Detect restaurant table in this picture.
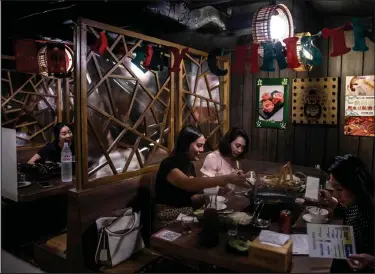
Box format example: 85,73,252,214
17,179,73,202
150,182,334,273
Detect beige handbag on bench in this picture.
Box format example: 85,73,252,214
95,208,145,267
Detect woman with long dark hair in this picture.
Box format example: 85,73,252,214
155,125,249,226
200,127,249,177
27,122,75,164
319,154,374,273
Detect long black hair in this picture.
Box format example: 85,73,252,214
218,127,249,158
172,125,203,158
53,122,72,141
328,154,374,214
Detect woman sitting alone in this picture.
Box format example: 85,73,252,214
27,122,75,165
155,125,249,227
319,155,374,273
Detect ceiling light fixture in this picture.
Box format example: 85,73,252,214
252,3,294,56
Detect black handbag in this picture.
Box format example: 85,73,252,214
18,162,61,181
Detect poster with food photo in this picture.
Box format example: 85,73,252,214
344,76,374,137
255,78,289,129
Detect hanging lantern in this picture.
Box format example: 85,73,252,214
294,32,313,72
252,4,294,56
38,44,74,78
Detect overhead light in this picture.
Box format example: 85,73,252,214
252,3,294,56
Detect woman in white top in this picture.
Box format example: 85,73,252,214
200,127,249,178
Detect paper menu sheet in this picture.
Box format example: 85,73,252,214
307,224,356,259
291,234,309,255
305,176,320,201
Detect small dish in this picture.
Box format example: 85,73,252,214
307,206,329,222
18,181,32,188
209,196,228,203
208,203,227,211
303,213,328,224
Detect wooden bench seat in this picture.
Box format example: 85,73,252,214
100,248,160,273
33,233,68,273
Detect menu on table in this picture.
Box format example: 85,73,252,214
307,224,356,259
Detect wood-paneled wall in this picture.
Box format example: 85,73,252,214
230,18,375,176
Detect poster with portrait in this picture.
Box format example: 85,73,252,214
255,78,289,129
344,76,374,137
291,77,339,125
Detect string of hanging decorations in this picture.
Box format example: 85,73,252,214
12,2,372,78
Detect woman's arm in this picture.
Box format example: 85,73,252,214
167,168,248,192
27,154,41,165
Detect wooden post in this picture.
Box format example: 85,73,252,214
169,53,175,151
222,58,230,134
56,79,63,122
73,20,88,191
63,78,70,122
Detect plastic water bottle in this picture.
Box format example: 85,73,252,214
61,142,72,182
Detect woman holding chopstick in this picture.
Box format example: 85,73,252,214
200,127,249,191
155,125,249,227
319,155,374,273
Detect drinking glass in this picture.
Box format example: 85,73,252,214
17,173,26,183
227,219,238,239
181,216,194,234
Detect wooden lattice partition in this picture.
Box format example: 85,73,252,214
74,19,230,189
178,53,230,150
1,55,73,148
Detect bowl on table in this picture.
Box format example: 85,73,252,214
307,206,329,223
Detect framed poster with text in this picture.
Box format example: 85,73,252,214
344,76,374,137
255,78,289,129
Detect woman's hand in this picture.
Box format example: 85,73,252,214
347,254,375,271
319,189,338,208
227,171,250,186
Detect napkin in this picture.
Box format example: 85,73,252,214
305,176,320,201
259,230,290,247
176,213,198,223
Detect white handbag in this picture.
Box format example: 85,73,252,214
95,208,145,267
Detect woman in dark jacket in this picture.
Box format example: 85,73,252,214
27,122,75,164
319,155,374,273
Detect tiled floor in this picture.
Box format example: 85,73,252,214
1,250,44,273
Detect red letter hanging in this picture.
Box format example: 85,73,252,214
169,47,189,72
322,22,352,57
93,31,108,56
250,43,260,73
143,45,154,67
283,37,300,69
232,44,259,74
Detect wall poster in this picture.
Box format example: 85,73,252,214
344,76,374,137
255,78,289,130
292,77,339,125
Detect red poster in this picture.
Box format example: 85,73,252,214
14,39,39,74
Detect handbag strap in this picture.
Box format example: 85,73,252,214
105,211,140,236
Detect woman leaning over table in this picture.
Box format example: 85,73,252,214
155,125,249,227
27,122,75,165
319,155,374,273
200,127,249,176
200,127,249,191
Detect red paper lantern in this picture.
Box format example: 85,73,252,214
38,44,74,78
